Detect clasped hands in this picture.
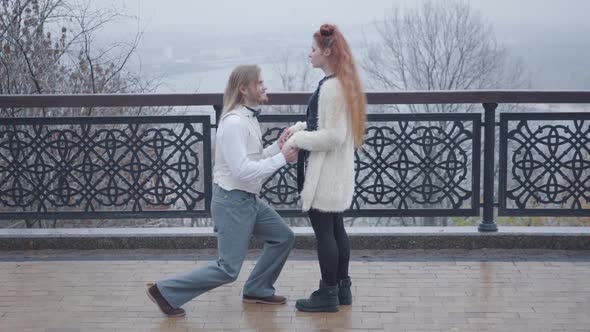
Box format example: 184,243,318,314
278,128,298,163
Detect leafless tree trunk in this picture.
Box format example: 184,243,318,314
361,0,529,226
0,0,171,228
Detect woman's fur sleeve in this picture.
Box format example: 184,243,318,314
286,80,348,151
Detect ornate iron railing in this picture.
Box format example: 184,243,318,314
0,116,212,219
499,112,590,216
1,91,590,231
258,113,481,217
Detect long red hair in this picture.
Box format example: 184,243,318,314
314,24,367,147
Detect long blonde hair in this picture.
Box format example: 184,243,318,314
314,24,367,147
223,65,261,113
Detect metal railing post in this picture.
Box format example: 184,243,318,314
479,103,499,232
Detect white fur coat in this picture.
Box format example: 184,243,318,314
286,78,355,212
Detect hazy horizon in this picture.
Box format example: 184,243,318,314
89,0,590,92
105,0,590,34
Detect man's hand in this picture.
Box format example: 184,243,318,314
281,144,298,163
277,128,293,149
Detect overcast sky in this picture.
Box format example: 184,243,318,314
90,0,590,91
103,0,590,35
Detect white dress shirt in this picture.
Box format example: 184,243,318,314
213,106,286,194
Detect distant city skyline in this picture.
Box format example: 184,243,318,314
90,0,590,92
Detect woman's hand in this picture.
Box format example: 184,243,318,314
281,144,299,163
278,128,293,149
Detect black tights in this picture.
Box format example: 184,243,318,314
308,209,350,286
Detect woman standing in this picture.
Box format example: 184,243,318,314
285,24,367,312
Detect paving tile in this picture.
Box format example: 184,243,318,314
0,249,588,331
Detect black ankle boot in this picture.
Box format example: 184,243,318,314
338,277,352,305
295,280,339,312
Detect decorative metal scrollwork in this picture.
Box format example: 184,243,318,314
258,114,480,215
353,120,476,212
259,125,300,208
500,114,590,214
0,117,208,218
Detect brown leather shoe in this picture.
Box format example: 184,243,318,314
242,294,287,305
146,283,186,317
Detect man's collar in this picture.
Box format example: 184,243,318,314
242,104,261,118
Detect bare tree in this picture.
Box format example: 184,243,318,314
360,0,529,226
271,49,318,92
269,49,320,114
0,0,171,228
363,0,528,113
0,1,162,110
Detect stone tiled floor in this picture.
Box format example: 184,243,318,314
0,249,589,332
